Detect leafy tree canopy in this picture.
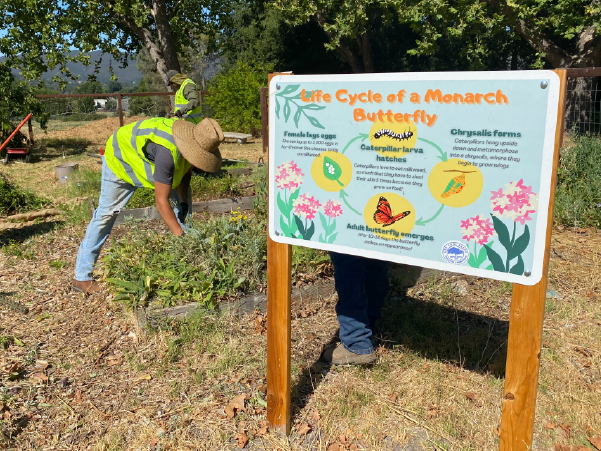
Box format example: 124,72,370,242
0,0,224,87
270,0,600,70
0,64,48,148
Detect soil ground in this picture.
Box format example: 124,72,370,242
1,121,600,450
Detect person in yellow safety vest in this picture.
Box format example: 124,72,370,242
72,117,224,294
166,70,202,124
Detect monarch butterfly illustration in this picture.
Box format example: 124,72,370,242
373,196,411,227
373,129,414,142
441,173,466,198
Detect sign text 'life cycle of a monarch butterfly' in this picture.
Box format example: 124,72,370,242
268,71,560,285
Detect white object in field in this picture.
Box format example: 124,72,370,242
223,132,252,144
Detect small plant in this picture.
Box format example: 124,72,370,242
0,174,50,216
2,240,34,259
48,258,69,270
107,275,155,309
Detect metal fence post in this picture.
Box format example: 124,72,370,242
117,93,124,127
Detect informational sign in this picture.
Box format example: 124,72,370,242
268,72,560,285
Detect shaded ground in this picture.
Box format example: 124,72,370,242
1,224,600,450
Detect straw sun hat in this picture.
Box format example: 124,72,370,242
172,118,224,173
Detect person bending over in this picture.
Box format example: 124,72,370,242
72,117,224,294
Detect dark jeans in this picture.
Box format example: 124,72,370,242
329,252,389,355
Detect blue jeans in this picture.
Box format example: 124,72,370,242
329,252,389,355
74,157,192,282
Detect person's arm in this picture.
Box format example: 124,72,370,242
155,181,184,236
180,83,200,114
176,168,192,218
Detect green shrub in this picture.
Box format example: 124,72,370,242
205,62,270,135
103,211,266,309
0,174,50,216
554,135,601,228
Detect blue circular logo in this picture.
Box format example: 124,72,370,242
441,241,470,265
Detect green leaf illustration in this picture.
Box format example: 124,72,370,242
288,188,300,207
283,100,291,122
289,217,298,236
328,232,338,244
305,221,315,240
293,108,302,127
468,253,478,268
509,255,525,275
477,241,493,265
319,212,328,234
491,215,511,252
319,233,326,243
294,215,305,237
303,104,326,111
277,192,290,217
484,244,505,272
280,216,291,237
323,156,344,186
510,225,530,260
275,98,281,119
278,84,300,96
306,115,325,129
330,218,337,235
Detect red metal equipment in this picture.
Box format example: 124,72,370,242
1,113,33,163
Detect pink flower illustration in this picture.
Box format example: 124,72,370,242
323,200,343,218
490,179,538,223
293,193,321,221
275,160,304,192
460,214,495,245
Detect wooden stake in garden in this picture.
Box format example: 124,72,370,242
265,70,567,449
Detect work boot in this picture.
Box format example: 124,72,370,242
320,343,377,365
72,279,102,295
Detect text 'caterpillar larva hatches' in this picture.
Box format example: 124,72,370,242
373,129,414,141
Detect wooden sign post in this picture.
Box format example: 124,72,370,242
266,72,293,434
498,68,567,450
266,69,568,448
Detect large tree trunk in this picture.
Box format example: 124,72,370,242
151,0,181,76
358,31,374,73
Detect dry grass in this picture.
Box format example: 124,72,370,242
0,224,599,450
1,123,599,451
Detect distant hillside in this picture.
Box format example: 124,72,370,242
2,50,143,84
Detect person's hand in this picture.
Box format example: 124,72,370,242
175,110,183,118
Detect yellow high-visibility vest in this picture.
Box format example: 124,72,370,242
104,117,192,189
174,79,202,124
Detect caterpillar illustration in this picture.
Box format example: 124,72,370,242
373,129,414,141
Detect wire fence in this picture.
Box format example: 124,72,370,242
565,76,601,135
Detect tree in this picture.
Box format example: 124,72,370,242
205,62,268,134
0,64,48,151
0,0,223,88
479,0,601,69
219,0,348,74
129,51,171,117
271,0,386,73
269,0,524,73
73,80,106,114
107,81,123,93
